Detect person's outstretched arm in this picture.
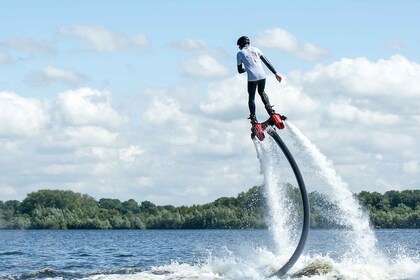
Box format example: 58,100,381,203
261,55,282,82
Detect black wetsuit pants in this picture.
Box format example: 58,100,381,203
248,78,272,116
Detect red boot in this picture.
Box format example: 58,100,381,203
251,123,265,141
249,114,265,141
269,114,285,129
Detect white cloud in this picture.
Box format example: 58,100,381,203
291,55,420,101
143,98,189,125
327,99,401,126
143,98,197,145
135,177,154,189
1,52,419,205
171,38,225,57
283,55,420,193
403,161,420,174
119,145,144,162
183,185,209,196
254,28,328,61
0,92,49,137
0,89,147,202
1,38,54,54
199,75,246,119
181,55,231,78
0,185,17,198
0,89,138,199
172,38,208,51
63,126,120,147
138,86,265,200
198,55,420,198
59,25,148,51
267,80,319,118
42,164,82,176
25,65,89,87
56,88,128,129
199,74,319,122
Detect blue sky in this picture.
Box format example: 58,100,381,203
0,1,419,205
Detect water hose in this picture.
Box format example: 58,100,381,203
267,128,310,278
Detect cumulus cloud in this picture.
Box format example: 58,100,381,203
143,98,197,145
403,160,419,174
59,25,148,51
62,126,120,147
285,55,419,192
25,65,89,87
0,88,146,201
254,28,328,61
327,99,401,126
143,98,188,125
1,52,419,205
0,92,49,137
139,89,258,204
181,55,231,78
290,55,420,101
0,185,17,197
173,39,230,80
119,145,144,162
198,54,418,196
294,55,420,97
200,74,319,122
56,88,128,129
199,75,246,119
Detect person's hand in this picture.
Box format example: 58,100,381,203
275,73,282,83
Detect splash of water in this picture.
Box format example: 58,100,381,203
254,140,292,255
250,122,419,279
285,121,383,262
253,138,299,257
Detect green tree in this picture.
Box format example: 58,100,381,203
139,201,158,215
122,199,139,214
1,187,419,230
3,200,21,214
20,189,96,214
99,198,123,211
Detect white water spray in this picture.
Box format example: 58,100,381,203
248,122,420,279
285,121,382,262
254,138,298,257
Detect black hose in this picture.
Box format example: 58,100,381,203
267,129,310,278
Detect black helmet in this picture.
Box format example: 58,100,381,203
237,36,250,48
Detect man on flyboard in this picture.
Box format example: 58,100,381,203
236,36,285,140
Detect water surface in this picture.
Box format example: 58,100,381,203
0,229,418,279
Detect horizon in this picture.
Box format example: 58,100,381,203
1,186,417,206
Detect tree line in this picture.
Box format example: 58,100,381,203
0,187,418,230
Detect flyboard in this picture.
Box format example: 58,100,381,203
251,114,310,278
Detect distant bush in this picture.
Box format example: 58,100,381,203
0,188,418,229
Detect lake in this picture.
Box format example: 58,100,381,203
0,229,418,279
